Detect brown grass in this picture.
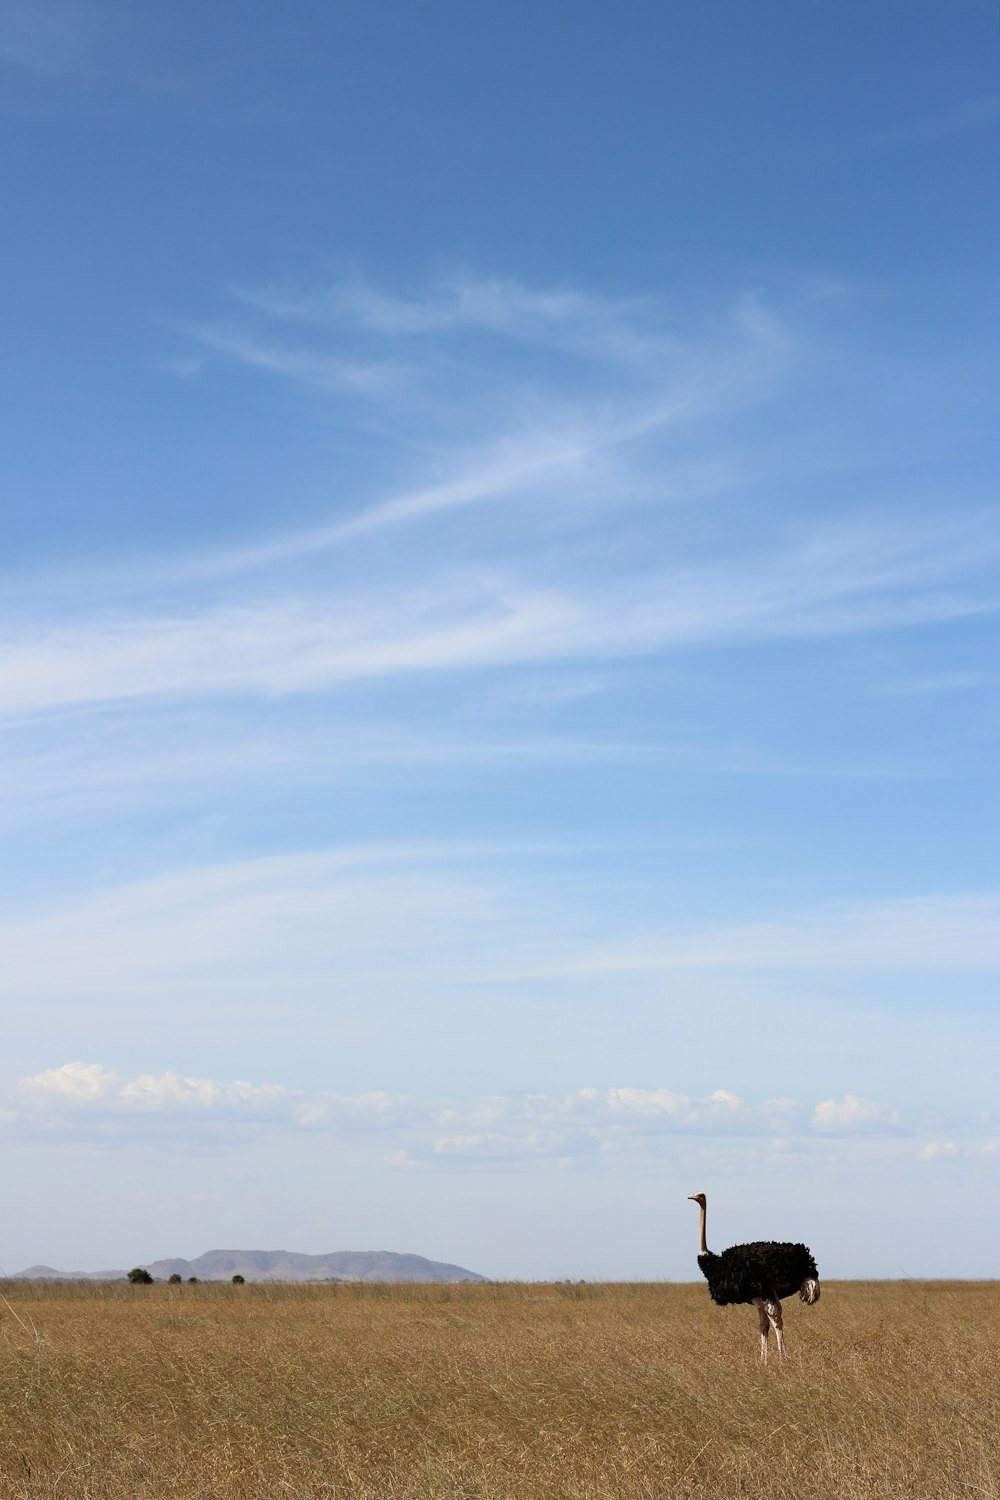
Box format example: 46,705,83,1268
0,1279,997,1499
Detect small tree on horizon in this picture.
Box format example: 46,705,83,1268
232,1274,245,1284
127,1267,153,1285
168,1273,182,1284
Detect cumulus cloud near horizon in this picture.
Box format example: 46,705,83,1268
15,1062,993,1172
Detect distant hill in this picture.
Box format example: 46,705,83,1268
12,1249,486,1283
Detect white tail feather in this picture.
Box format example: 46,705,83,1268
800,1278,820,1305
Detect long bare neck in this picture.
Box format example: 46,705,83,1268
697,1201,708,1255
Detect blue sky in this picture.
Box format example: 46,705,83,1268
1,0,998,1279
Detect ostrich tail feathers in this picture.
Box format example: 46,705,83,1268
800,1278,820,1305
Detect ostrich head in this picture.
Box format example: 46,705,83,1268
687,1192,706,1207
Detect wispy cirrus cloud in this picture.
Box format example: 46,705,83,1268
3,272,997,1157
1,844,999,1019
6,272,994,741
204,420,619,572
1,515,994,720
185,324,408,397
171,277,793,581
235,271,679,363
893,669,999,695
0,703,921,821
547,891,1000,978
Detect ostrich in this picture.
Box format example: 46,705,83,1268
687,1192,819,1363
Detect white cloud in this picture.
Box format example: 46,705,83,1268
171,275,790,573
22,1061,118,1100
811,1094,902,1134
2,271,996,1209
16,1065,790,1154
917,1140,960,1161
895,669,998,695
3,271,996,735
917,1137,1000,1164
21,1061,288,1115
15,1063,993,1168
1,518,994,721
236,272,676,364
2,849,1000,1025
119,1072,287,1112
186,324,406,397
551,892,1000,975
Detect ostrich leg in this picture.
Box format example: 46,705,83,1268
753,1298,770,1363
765,1298,787,1362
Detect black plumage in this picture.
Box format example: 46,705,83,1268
688,1192,820,1362
697,1240,819,1306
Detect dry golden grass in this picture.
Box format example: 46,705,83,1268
0,1279,997,1499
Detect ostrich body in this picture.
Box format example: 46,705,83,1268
688,1192,819,1363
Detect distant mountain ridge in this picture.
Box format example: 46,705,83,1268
12,1249,486,1283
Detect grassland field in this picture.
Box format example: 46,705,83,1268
0,1278,997,1499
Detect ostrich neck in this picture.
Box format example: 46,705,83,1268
697,1201,708,1256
